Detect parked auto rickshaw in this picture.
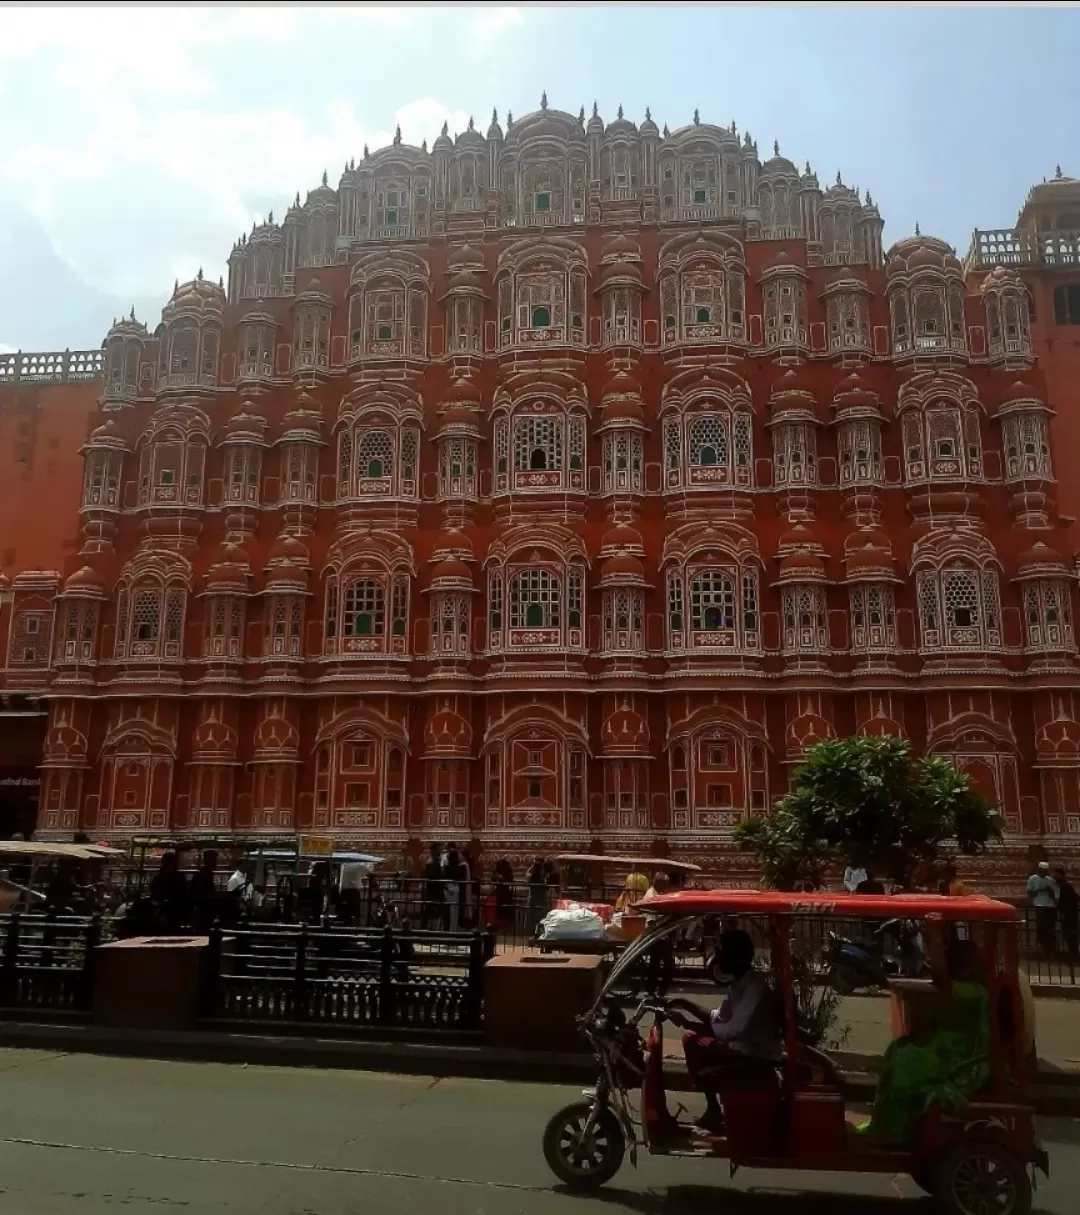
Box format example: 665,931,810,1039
0,840,125,913
542,888,1048,1215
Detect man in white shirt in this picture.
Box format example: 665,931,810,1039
669,929,783,1131
1028,860,1060,957
843,865,868,893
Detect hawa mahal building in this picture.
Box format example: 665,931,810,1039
1,99,1080,884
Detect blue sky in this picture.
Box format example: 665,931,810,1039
0,3,1077,352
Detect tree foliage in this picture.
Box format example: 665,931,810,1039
733,735,1001,890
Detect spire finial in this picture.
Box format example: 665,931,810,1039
836,170,842,186
441,119,448,136
197,266,203,280
866,190,873,205
693,107,700,125
268,209,273,223
915,221,921,236
617,102,623,120
774,139,780,156
393,125,401,145
578,105,585,123
506,109,513,125
663,123,670,138
421,138,427,152
130,306,135,319
467,114,474,131
295,191,300,207
363,143,369,158
592,100,598,118
492,106,498,124
1056,163,1063,179
645,105,651,121
540,90,548,110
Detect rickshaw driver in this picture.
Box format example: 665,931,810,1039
665,929,783,1132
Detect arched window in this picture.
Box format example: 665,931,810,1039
513,415,563,474
780,585,828,656
667,565,760,653
916,565,1002,652
509,569,560,629
357,429,394,481
1002,413,1052,481
903,404,982,484
849,584,897,653
689,416,728,468
116,581,187,660
691,572,735,631
342,580,384,637
1023,580,1075,652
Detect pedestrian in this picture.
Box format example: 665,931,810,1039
527,856,548,935
149,851,190,933
938,860,968,897
493,856,514,931
421,842,444,929
1027,860,1060,958
444,846,463,932
191,849,219,932
1054,866,1079,963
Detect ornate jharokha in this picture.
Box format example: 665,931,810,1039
1,100,1078,888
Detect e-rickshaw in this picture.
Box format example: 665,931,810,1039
0,840,125,913
542,889,1048,1215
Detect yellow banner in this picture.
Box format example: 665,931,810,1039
298,835,333,858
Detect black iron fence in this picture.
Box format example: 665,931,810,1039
0,913,100,1016
200,922,492,1034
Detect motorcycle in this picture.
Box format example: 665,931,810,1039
827,916,925,993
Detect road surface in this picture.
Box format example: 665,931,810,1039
0,1048,1075,1213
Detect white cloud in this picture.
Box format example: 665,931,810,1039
471,6,525,44
0,5,526,345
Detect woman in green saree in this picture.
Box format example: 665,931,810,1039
858,937,990,1145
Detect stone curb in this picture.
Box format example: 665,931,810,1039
2,1019,1078,1115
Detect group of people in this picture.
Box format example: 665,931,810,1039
418,845,560,933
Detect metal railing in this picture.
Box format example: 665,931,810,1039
200,921,490,1034
0,914,100,1016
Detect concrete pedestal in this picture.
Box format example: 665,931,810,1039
484,952,602,1053
93,935,224,1032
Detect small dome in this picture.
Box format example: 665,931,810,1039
268,535,310,565
763,145,798,176
886,234,961,277
600,523,645,556
64,565,107,592
600,395,646,426
444,268,487,293
778,551,826,579
447,243,485,270
601,370,642,400
771,366,813,397
777,522,823,552
600,552,646,582
602,231,640,260
445,376,482,405
1017,541,1068,576
436,406,482,438
432,530,475,563
843,528,892,558
639,108,658,137
429,557,473,586
433,123,453,153
600,259,642,286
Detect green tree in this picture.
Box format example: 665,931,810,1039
733,735,1001,890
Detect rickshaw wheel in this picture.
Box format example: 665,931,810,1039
543,1100,625,1189
935,1140,1032,1215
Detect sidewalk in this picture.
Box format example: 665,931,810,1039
1,995,1077,1115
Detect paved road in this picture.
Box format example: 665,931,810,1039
0,1049,1075,1214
